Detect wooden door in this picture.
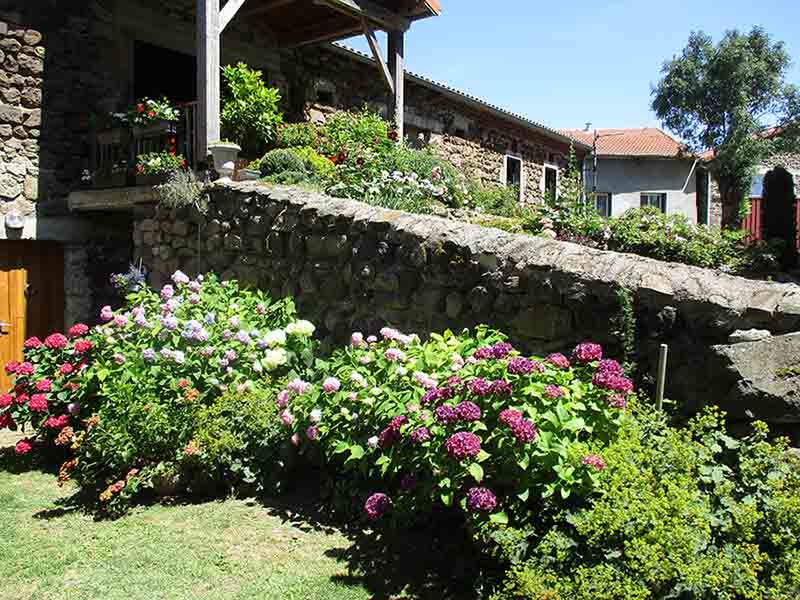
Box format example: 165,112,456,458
0,242,65,391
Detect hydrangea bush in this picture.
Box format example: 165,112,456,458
284,327,632,525
0,270,318,514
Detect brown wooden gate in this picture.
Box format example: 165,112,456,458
0,241,65,391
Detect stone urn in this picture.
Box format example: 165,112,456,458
208,141,241,179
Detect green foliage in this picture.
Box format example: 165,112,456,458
466,181,522,218
610,288,637,371
651,27,800,226
288,146,336,179
154,169,208,213
136,152,186,175
286,328,630,525
384,146,468,208
318,109,394,157
274,122,321,149
126,97,180,126
491,406,800,599
258,148,307,177
221,63,283,157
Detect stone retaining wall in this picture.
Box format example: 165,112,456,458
133,182,800,426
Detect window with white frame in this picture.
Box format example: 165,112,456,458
543,166,557,200
505,155,522,189
594,192,612,217
640,192,667,213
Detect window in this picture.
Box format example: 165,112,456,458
505,156,522,188
595,192,612,217
544,167,557,200
641,192,667,213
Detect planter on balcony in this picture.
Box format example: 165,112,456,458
132,120,177,138
208,141,241,179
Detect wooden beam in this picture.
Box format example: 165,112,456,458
388,30,404,140
362,19,393,93
280,18,361,48
241,0,295,18
314,0,410,32
197,0,221,159
220,0,248,31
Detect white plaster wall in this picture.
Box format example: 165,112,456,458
593,157,699,221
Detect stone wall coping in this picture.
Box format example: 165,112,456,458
220,180,800,325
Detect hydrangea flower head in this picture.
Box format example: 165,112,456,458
364,492,391,520
160,284,175,300
445,431,481,461
23,336,42,349
546,353,571,369
466,487,497,512
44,333,68,350
573,342,603,364
323,377,341,393
455,401,481,422
581,454,606,471
171,270,190,285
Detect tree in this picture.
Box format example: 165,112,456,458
651,27,800,227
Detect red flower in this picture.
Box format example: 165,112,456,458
0,412,14,429
15,362,34,376
23,337,42,349
136,103,145,113
4,361,19,375
34,379,52,392
68,323,89,338
147,111,156,118
44,333,68,350
28,393,48,412
0,393,12,408
177,378,189,389
15,439,32,455
58,363,74,375
73,339,93,354
14,393,28,405
388,130,399,141
43,414,70,429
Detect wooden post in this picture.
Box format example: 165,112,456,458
655,343,668,411
387,30,404,141
197,0,220,161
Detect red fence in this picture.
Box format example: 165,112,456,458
742,197,800,250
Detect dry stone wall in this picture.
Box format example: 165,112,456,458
133,182,800,429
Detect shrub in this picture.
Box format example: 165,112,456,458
283,328,631,526
154,169,208,212
318,109,394,157
221,63,283,156
1,270,319,514
274,122,320,149
258,148,307,177
385,147,467,208
288,146,336,179
467,181,523,217
489,406,800,599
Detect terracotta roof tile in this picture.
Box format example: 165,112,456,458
558,128,687,158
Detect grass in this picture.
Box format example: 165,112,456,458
0,430,479,600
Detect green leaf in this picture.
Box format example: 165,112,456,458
348,445,365,461
517,453,530,470
440,492,453,507
476,450,490,463
468,462,484,482
489,511,509,524
517,488,530,502
97,368,109,382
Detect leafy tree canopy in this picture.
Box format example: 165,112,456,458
651,27,800,226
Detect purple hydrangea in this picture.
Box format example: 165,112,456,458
592,371,634,394
544,385,563,399
491,342,514,359
306,425,319,441
160,284,175,300
499,408,523,425
422,386,454,405
446,376,463,388
435,405,458,424
444,431,481,461
573,342,603,364
455,401,481,422
596,359,624,376
472,346,494,360
161,315,179,331
467,378,492,397
142,348,156,362
546,353,571,369
466,486,497,512
364,493,391,520
410,427,431,443
608,394,628,409
490,380,513,396
378,415,407,448
507,356,535,375
236,330,251,344
581,454,606,471
509,418,537,443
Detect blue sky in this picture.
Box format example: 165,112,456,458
343,0,800,134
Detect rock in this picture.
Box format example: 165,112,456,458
1,86,19,103
709,332,800,424
23,174,37,200
0,173,22,199
0,104,23,124
22,30,42,46
728,329,772,344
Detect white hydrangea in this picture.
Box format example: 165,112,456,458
284,319,316,337
309,409,322,423
261,348,288,371
263,329,287,347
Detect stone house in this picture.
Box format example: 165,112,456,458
0,0,590,383
560,128,708,223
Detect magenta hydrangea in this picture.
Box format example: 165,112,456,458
573,342,603,364
544,385,563,399
455,401,481,422
364,492,391,520
490,380,513,396
608,394,628,409
491,342,514,359
444,431,481,461
472,346,494,360
378,415,408,448
422,386,453,405
499,408,523,425
467,378,491,397
466,486,497,512
507,357,536,375
592,371,634,394
581,454,606,471
546,353,571,369
435,405,458,424
410,427,431,443
509,418,537,443
596,359,624,376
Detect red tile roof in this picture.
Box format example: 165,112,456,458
558,128,688,158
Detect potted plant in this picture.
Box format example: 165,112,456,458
128,97,180,138
135,151,187,186
207,140,241,179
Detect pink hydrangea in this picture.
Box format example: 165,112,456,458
306,425,319,441
499,408,523,425
581,454,606,471
384,348,406,362
43,414,70,429
276,390,290,408
466,487,497,512
592,372,634,394
100,306,113,322
160,284,175,300
444,431,481,461
280,410,294,427
323,377,341,393
597,359,624,376
509,418,537,443
455,401,481,422
4,360,19,375
23,336,42,349
28,394,48,412
172,270,190,285
351,332,366,348
0,393,12,408
608,394,628,409
287,379,312,395
34,379,52,392
573,342,603,364
467,378,491,397
15,362,34,376
44,333,68,350
544,385,563,399
290,432,301,446
414,371,437,390
15,438,32,455
410,427,431,443
73,339,93,354
364,492,391,520
68,323,89,338
546,353,571,369
58,363,75,375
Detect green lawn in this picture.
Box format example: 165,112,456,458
0,431,477,600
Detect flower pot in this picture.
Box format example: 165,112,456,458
208,142,241,179
237,168,261,182
135,173,167,186
132,120,177,138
